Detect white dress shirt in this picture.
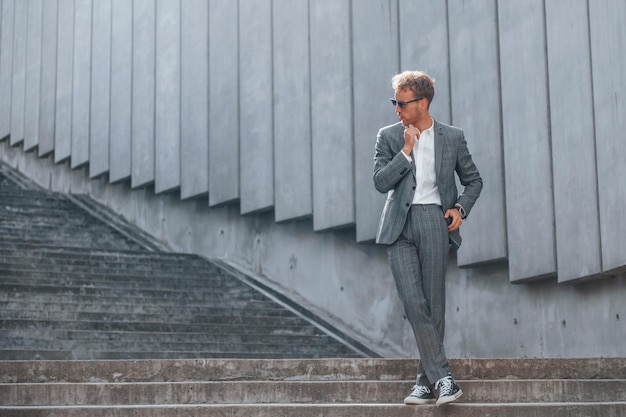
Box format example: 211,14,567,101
402,121,442,206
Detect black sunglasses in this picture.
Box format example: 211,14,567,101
391,97,424,109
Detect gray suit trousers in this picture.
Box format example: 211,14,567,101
387,204,450,386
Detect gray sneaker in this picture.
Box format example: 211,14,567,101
435,375,463,407
403,384,436,405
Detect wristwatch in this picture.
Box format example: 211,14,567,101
454,203,467,220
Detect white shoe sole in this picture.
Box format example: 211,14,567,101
404,397,436,405
436,389,463,407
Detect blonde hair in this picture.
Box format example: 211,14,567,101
391,71,435,106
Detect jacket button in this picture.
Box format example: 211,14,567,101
405,203,410,207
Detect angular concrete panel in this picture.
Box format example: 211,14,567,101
9,0,26,146
54,0,74,163
109,0,132,183
448,0,507,266
132,0,156,188
208,0,239,206
38,0,58,157
353,0,399,242
399,0,451,124
310,0,354,231
155,0,181,194
0,0,14,140
71,0,92,168
180,0,209,199
589,0,626,274
272,0,312,222
499,0,556,282
89,0,112,178
239,0,273,215
545,0,601,282
24,0,43,152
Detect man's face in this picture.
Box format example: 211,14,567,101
394,88,423,127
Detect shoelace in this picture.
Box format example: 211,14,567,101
410,385,431,397
436,377,453,395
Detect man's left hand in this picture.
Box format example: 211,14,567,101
444,208,463,232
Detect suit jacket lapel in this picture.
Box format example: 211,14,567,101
434,120,443,179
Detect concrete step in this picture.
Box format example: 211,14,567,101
0,233,143,252
0,326,320,342
0,307,309,324
0,295,305,318
0,169,164,252
0,174,23,190
0,192,146,251
0,318,313,336
1,379,624,405
0,284,280,305
0,234,143,251
0,162,374,361
0,278,262,297
0,298,301,318
1,402,625,417
0,350,350,360
0,337,352,356
0,243,166,258
0,245,218,270
0,358,624,416
0,192,75,206
0,267,264,288
0,317,314,333
0,328,345,347
0,303,312,321
4,358,625,382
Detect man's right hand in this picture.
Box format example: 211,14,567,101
402,124,420,155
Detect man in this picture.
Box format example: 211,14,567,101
373,71,482,407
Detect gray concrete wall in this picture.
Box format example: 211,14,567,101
546,0,601,283
9,0,25,147
23,0,42,152
310,0,354,231
155,0,181,194
449,0,507,267
499,0,556,283
38,0,57,157
1,0,625,359
272,0,312,223
0,0,14,140
239,0,273,215
54,0,73,163
89,0,111,179
131,0,156,188
208,0,239,206
590,0,626,275
180,0,208,200
70,0,91,169
109,0,132,183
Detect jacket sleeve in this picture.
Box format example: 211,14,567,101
454,131,483,216
373,128,413,194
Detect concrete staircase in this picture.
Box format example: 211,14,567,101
1,358,625,416
0,165,366,360
1,163,625,416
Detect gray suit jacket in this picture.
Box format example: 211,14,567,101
373,120,483,249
